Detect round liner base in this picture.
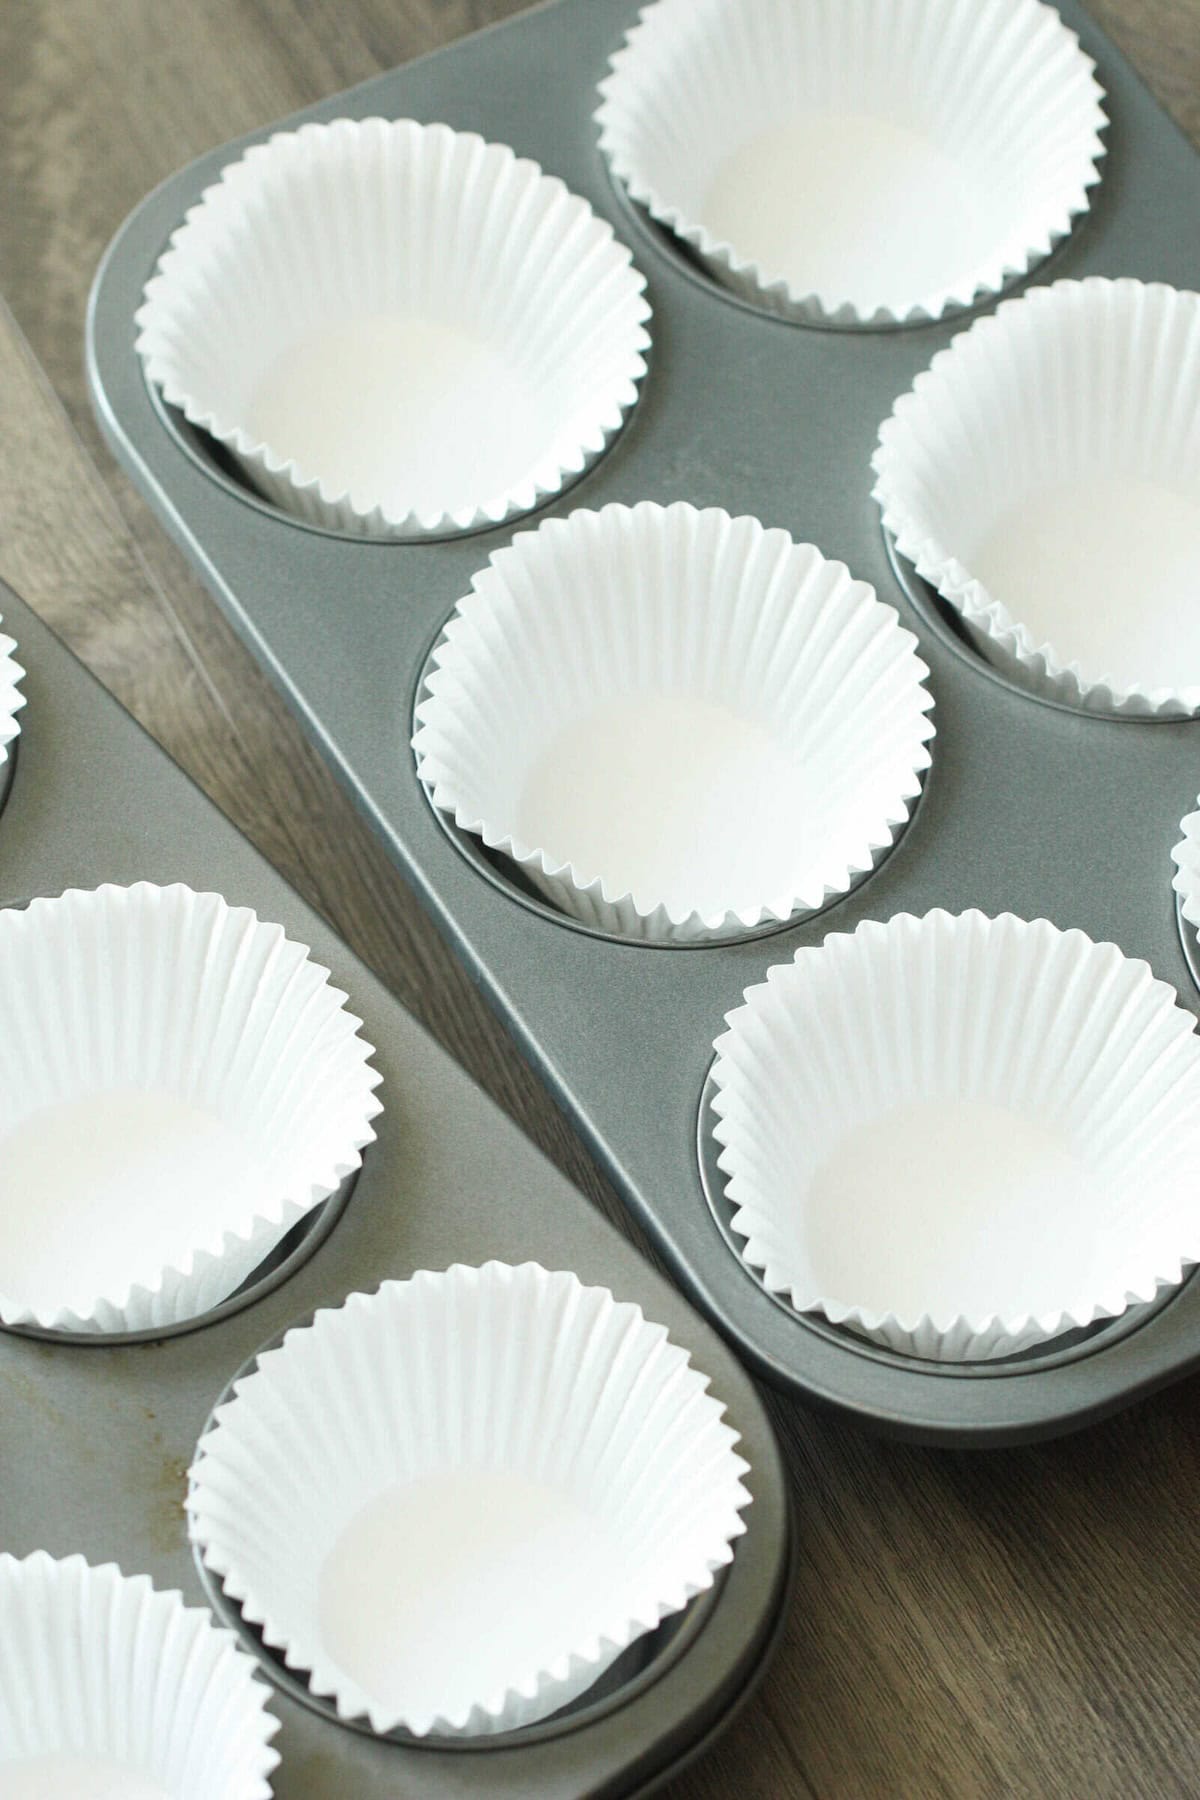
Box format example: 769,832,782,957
0,1165,360,1347
193,1323,726,1749
695,1066,1190,1378
600,157,1081,339
147,382,597,549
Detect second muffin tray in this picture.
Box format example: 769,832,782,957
87,0,1200,1443
0,585,790,1796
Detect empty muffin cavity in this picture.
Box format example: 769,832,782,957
0,883,381,1334
137,118,650,537
596,0,1105,326
712,910,1200,1360
0,1553,278,1799
413,502,934,943
188,1263,750,1737
874,279,1200,714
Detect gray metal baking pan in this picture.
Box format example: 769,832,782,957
87,0,1200,1443
0,582,791,1798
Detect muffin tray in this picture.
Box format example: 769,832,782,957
87,0,1200,1443
0,584,791,1796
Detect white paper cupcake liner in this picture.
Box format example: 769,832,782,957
712,910,1200,1361
0,1552,278,1797
1171,801,1200,932
874,278,1200,716
0,618,25,771
136,117,650,539
596,0,1105,327
188,1261,751,1738
413,502,934,943
0,882,382,1334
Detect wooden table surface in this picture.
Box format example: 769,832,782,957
3,3,1200,1795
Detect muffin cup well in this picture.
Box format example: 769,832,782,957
0,1552,278,1798
596,0,1105,327
0,883,381,1334
187,1262,751,1738
712,910,1200,1361
136,118,650,538
874,279,1200,715
413,502,934,943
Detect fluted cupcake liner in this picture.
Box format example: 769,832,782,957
0,617,25,772
874,278,1200,715
0,1552,278,1797
0,883,382,1334
596,0,1105,327
712,910,1200,1361
413,502,934,943
136,117,650,538
1171,801,1200,934
188,1262,751,1738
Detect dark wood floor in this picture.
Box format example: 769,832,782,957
2,2,1200,1794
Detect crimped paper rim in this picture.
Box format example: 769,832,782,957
418,783,929,943
0,882,382,1331
413,502,935,943
1171,801,1200,929
596,0,1107,328
0,620,27,768
188,1262,752,1737
135,118,651,538
873,277,1200,717
712,909,1200,1360
0,1551,279,1796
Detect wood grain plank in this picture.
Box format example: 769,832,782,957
2,4,1200,1797
1087,0,1200,142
